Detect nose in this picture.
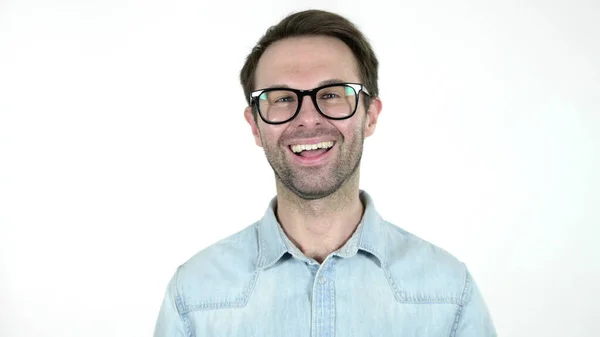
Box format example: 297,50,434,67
293,95,323,127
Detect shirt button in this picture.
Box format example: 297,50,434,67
319,277,327,284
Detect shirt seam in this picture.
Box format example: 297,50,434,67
257,219,289,270
449,265,471,337
257,220,266,269
174,266,194,337
382,263,463,304
178,269,260,313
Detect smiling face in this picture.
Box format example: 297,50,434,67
244,35,381,200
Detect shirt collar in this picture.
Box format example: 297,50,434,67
256,190,387,270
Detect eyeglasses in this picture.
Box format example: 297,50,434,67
250,82,370,125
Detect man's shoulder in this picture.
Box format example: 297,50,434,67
379,220,469,304
182,222,259,269
172,222,260,311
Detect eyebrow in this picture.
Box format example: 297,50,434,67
265,79,346,89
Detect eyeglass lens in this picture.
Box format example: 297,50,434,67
257,85,358,123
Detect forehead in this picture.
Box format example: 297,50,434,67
254,35,360,90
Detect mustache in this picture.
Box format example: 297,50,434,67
279,128,340,143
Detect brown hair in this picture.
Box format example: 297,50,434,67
239,9,379,113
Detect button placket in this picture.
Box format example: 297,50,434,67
311,256,337,337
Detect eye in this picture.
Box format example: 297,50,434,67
274,96,295,103
320,92,340,99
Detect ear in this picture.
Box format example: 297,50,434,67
244,106,263,147
364,97,382,138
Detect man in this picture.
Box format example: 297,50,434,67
154,9,496,337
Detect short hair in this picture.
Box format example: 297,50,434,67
239,9,379,114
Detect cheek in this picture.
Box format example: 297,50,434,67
259,126,286,148
339,121,365,141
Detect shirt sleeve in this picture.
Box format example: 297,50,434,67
154,267,187,337
452,269,497,337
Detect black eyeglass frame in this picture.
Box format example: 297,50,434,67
250,82,371,125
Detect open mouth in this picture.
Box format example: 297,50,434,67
289,141,335,158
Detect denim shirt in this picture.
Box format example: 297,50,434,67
154,191,496,337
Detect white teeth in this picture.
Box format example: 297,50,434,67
290,141,334,153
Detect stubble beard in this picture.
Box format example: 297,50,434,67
262,126,365,201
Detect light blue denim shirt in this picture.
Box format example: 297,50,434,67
154,191,496,337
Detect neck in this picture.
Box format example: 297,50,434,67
275,170,364,263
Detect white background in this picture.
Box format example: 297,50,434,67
1,0,598,336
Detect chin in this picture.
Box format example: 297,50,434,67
288,181,342,200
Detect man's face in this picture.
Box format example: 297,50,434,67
245,36,381,200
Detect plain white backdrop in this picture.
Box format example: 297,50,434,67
0,0,598,336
